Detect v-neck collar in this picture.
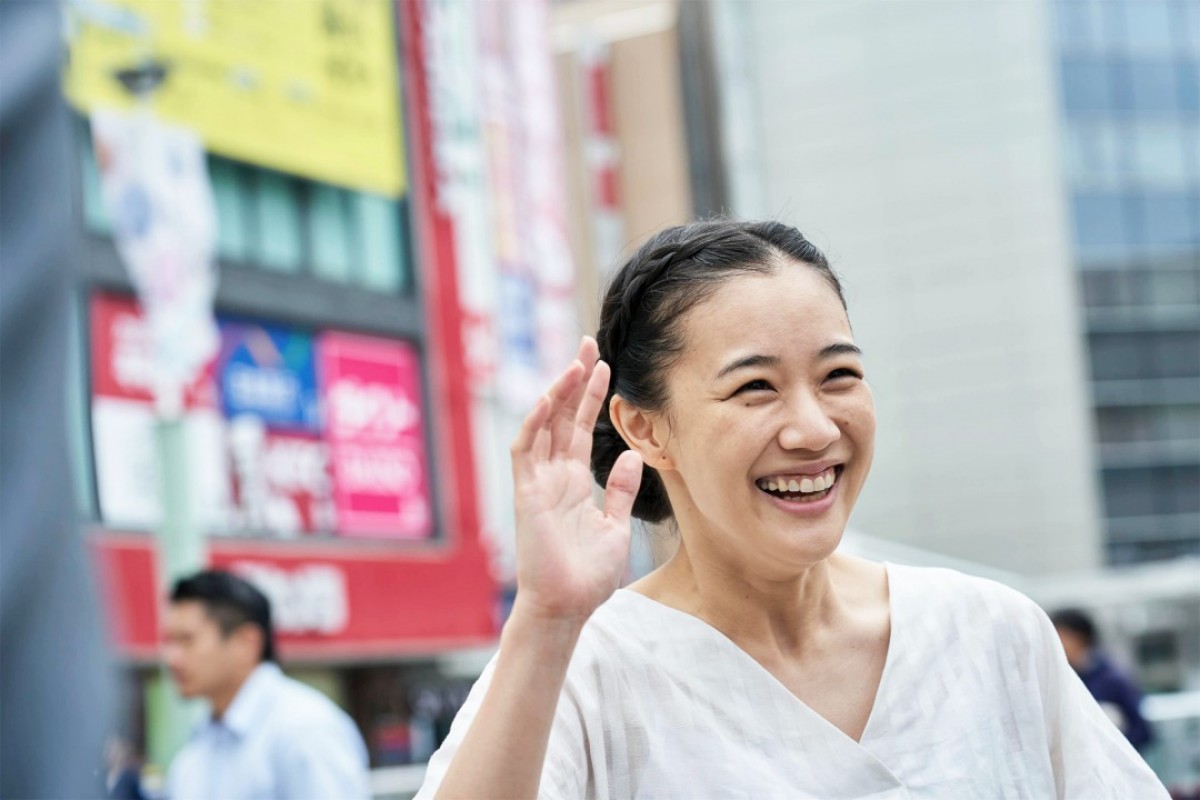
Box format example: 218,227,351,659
613,561,900,751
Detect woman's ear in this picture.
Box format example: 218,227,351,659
609,395,674,471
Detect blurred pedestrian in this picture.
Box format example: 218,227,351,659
105,735,146,800
1052,607,1155,752
0,1,116,797
416,220,1168,798
164,570,369,799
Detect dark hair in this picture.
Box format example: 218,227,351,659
1050,608,1098,648
171,570,276,663
590,219,845,523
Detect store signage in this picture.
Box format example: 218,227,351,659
318,333,432,538
90,294,231,530
217,320,320,432
229,561,349,635
65,0,407,196
91,536,497,659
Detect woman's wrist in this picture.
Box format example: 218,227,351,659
503,597,588,652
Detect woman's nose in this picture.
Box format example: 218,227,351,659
777,394,840,452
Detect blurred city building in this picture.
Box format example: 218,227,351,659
53,0,1198,796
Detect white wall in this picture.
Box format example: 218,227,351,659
725,0,1103,573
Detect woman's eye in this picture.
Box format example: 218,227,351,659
735,379,774,394
826,368,863,382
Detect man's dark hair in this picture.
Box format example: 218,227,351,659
171,570,276,663
1050,608,1098,648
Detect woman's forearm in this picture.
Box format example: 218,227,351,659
435,604,584,800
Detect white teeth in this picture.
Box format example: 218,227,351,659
760,468,839,496
814,474,828,492
787,479,801,493
799,478,814,492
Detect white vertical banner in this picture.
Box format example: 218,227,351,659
91,109,219,419
510,0,580,385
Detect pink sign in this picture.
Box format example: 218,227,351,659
318,333,432,538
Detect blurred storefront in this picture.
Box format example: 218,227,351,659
61,0,580,791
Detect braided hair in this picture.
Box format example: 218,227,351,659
590,219,845,522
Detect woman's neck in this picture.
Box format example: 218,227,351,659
633,542,859,656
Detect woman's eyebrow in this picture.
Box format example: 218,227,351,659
715,353,778,380
818,342,863,360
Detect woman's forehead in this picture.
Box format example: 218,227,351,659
677,268,852,359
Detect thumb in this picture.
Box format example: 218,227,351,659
603,450,644,522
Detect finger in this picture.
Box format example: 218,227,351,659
578,335,599,369
603,449,644,522
511,395,552,478
568,359,610,462
549,359,588,457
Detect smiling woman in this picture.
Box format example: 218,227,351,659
416,220,1167,800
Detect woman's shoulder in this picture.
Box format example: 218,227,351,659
889,562,1047,628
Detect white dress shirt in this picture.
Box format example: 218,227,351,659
417,563,1168,799
168,662,369,800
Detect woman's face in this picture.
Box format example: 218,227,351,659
653,264,875,575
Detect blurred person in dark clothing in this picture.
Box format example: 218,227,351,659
164,570,369,800
1052,608,1154,752
105,735,147,800
0,0,116,796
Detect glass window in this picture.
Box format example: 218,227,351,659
210,159,250,262
1072,190,1135,260
309,185,353,283
1165,404,1200,440
251,171,304,273
1177,56,1200,112
1143,268,1200,306
1123,1,1176,52
1152,330,1200,376
1097,406,1161,442
1119,57,1183,111
1055,0,1107,51
1139,191,1200,251
1103,466,1160,516
352,194,408,293
1065,120,1124,188
1180,0,1200,52
1130,121,1189,189
1060,55,1116,113
1089,331,1148,379
1168,466,1200,513
1082,269,1135,307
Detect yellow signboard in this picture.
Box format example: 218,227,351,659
64,0,407,196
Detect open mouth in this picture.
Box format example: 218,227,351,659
755,465,842,504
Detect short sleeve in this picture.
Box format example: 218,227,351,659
1024,598,1169,799
414,654,590,800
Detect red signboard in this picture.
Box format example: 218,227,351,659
319,333,432,538
91,534,496,661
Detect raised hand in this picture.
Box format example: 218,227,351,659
509,336,644,623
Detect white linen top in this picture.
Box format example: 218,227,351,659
417,563,1167,799
168,662,369,800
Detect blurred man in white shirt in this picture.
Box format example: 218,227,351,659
164,570,368,800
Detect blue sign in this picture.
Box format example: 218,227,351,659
217,319,320,432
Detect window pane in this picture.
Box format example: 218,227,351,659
1103,467,1160,516
251,171,304,273
1082,269,1135,306
1165,405,1200,440
1178,56,1200,112
352,193,407,293
1123,1,1175,52
1060,55,1115,113
1167,466,1200,513
1120,57,1182,111
1139,191,1200,252
1130,121,1189,189
210,160,249,262
1072,191,1134,260
1090,331,1147,379
1152,330,1200,376
1181,0,1200,52
1144,268,1200,306
1055,1,1107,50
309,185,352,283
1065,120,1123,188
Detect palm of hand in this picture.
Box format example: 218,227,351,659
510,337,644,622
